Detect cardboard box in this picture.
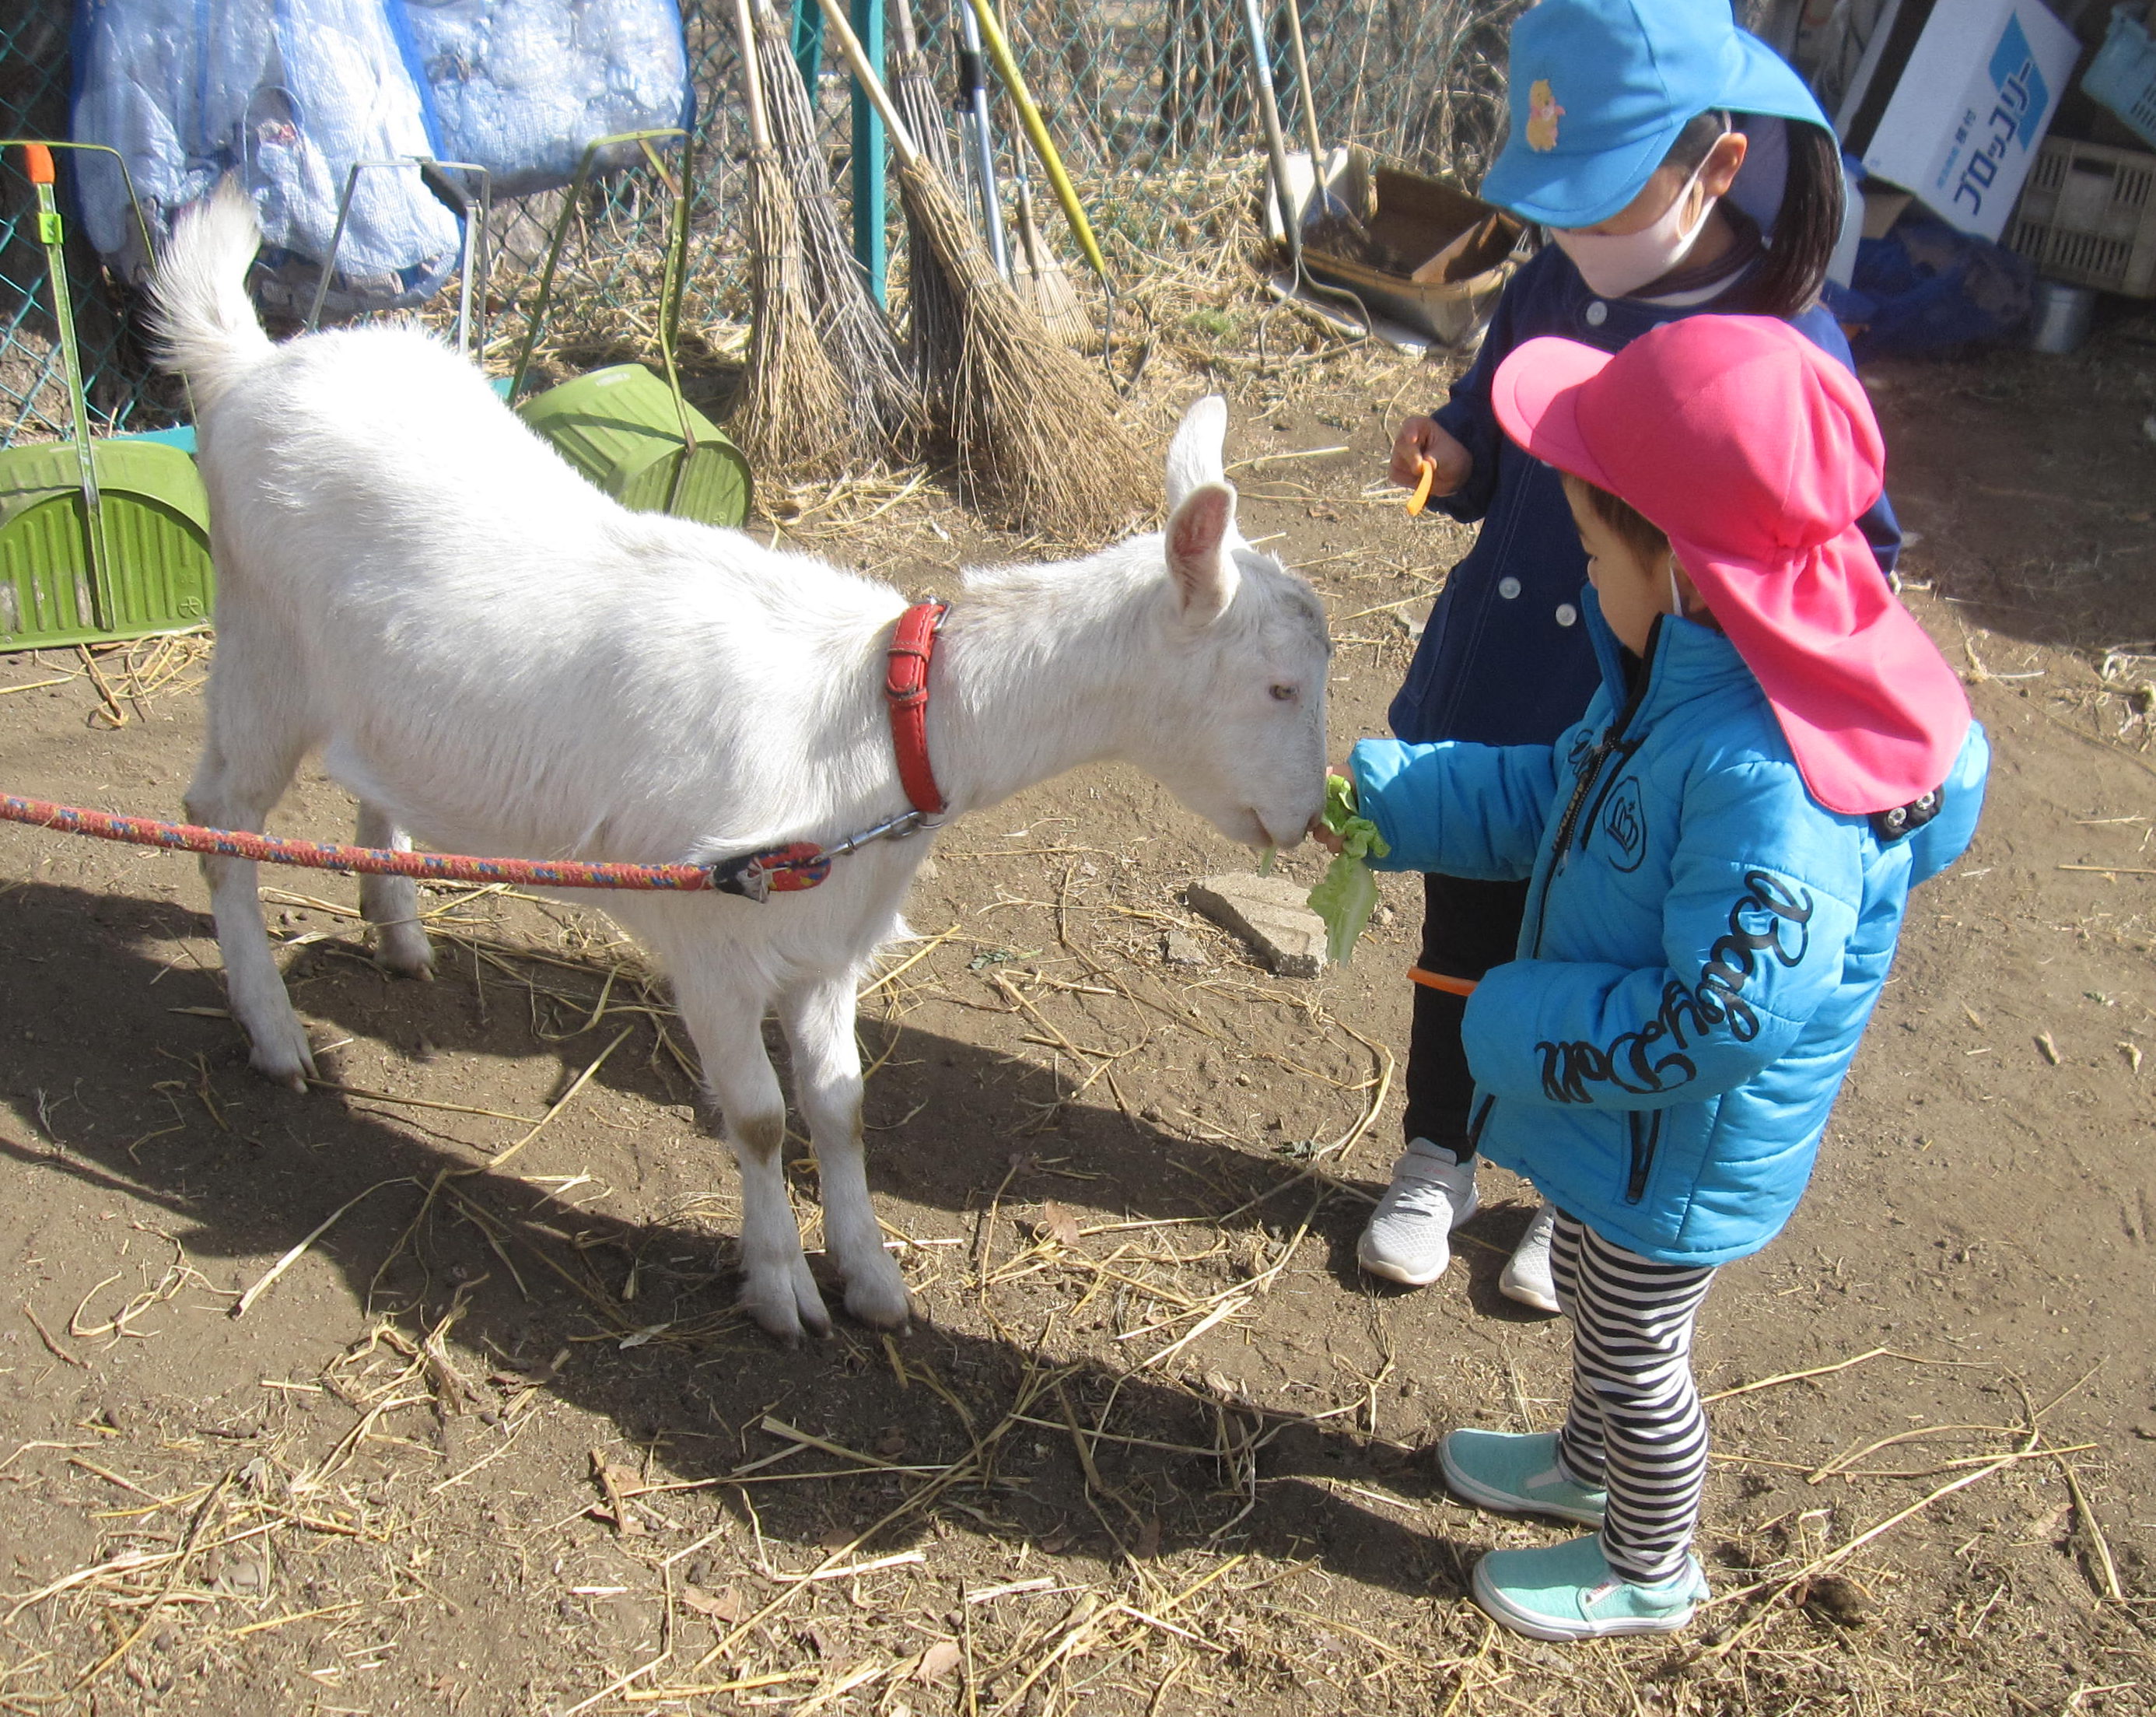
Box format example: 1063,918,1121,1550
1834,0,2082,242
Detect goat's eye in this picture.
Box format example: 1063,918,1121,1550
1269,684,1297,702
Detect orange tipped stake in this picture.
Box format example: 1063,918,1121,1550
1406,459,1435,517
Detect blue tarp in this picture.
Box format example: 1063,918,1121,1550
71,0,689,312
390,0,691,198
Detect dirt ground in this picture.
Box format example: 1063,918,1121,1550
0,300,2152,1717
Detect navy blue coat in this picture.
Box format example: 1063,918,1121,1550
1389,246,1902,746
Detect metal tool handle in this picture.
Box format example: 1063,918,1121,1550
960,0,1108,283
1238,0,1299,254
955,4,1009,275
506,128,689,405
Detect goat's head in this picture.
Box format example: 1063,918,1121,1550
1125,395,1332,851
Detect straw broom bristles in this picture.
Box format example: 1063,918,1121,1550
901,158,1150,537
735,145,852,475
887,0,963,401
730,0,853,477
814,0,1153,541
751,0,924,454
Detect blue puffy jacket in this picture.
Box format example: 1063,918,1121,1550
1350,592,1988,1265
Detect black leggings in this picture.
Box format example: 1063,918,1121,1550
1401,871,1530,1157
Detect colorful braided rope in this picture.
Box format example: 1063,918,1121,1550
0,794,724,892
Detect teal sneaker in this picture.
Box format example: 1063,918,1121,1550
1439,1428,1607,1526
1472,1533,1709,1642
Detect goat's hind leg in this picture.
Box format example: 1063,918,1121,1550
355,803,434,979
671,963,831,1344
780,972,912,1330
185,713,313,1089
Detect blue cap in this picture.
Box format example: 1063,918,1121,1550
1480,0,1831,229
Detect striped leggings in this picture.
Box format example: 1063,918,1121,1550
1548,1214,1718,1584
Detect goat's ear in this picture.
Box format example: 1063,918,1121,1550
1165,482,1239,625
1164,394,1228,512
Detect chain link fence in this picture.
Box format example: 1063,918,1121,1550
2,0,1525,447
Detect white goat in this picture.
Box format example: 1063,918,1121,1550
151,181,1329,1343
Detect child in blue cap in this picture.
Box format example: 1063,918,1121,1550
1360,0,1902,1310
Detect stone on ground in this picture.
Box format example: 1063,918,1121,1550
1187,874,1325,978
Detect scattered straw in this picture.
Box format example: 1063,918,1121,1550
233,1177,411,1318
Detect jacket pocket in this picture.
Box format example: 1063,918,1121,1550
1623,1111,1661,1206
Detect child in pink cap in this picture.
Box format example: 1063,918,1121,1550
1332,314,1988,1639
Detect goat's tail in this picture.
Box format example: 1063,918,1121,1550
148,177,273,409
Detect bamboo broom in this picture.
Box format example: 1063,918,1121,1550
813,0,1152,538
729,0,852,476
750,0,923,453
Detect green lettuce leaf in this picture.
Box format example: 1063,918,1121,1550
1307,773,1389,965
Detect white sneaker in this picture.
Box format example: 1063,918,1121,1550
1499,1203,1561,1313
1358,1138,1480,1285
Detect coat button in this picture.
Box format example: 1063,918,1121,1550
1585,300,1608,326
1555,602,1578,626
1498,576,1521,599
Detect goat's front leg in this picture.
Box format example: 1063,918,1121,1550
779,972,912,1330
355,802,434,979
671,964,831,1343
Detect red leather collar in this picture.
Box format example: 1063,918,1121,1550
884,601,948,817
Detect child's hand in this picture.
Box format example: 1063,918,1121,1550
1310,766,1356,852
1390,416,1472,497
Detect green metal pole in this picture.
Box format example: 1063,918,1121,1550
790,0,823,91
849,0,887,306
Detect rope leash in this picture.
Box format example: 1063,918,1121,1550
0,795,838,899
0,600,956,902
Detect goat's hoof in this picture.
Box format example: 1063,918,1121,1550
740,1263,832,1346
843,1273,916,1332
373,928,436,982
247,1024,317,1092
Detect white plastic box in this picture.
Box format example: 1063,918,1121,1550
1834,0,2082,243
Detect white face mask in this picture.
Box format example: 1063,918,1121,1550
1551,145,1721,300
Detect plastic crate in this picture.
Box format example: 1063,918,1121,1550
2084,2,2156,152
2006,137,2156,297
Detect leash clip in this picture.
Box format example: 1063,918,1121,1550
705,840,832,902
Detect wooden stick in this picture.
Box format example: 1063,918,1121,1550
810,0,919,165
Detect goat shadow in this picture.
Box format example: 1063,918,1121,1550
0,877,1544,1603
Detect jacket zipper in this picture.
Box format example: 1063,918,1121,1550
1528,620,1663,958
1625,1111,1661,1204
1574,736,1645,857
1465,1093,1496,1155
